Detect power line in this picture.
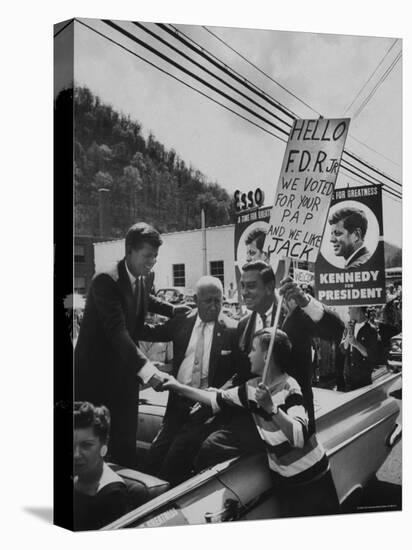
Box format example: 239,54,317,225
341,159,391,188
162,22,402,192
202,25,321,117
165,24,402,193
133,22,291,129
165,23,298,121
185,23,402,191
199,25,401,186
340,162,401,200
112,21,402,198
103,20,290,137
78,20,401,201
121,22,403,197
343,149,401,188
348,135,401,168
337,170,401,203
74,19,288,145
344,39,399,115
353,51,402,119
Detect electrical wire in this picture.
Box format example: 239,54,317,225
340,162,401,199
348,135,401,168
133,22,291,129
343,150,401,188
103,19,290,136
77,19,401,202
353,52,402,119
165,22,402,191
344,38,399,115
163,23,298,121
74,19,288,145
202,25,321,117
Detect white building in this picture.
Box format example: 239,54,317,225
94,224,237,294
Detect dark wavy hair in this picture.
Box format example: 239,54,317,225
125,222,162,253
245,228,267,251
74,402,111,443
253,329,292,373
242,260,276,287
328,207,368,239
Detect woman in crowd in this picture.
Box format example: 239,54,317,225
74,402,129,530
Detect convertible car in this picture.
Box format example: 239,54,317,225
103,370,401,529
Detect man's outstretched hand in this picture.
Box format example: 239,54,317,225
173,304,192,316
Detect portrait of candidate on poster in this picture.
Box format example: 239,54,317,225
236,220,270,266
315,185,386,307
322,200,380,270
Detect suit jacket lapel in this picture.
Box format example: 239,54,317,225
240,311,257,353
118,259,136,333
142,271,155,318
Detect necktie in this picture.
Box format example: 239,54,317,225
259,313,267,328
134,277,142,315
191,322,206,388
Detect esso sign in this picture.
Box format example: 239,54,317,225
234,188,265,212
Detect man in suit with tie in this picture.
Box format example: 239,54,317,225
193,261,344,473
74,222,189,468
340,306,379,390
140,276,243,485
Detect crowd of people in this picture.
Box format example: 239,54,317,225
73,221,400,530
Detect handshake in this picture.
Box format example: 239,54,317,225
148,371,175,392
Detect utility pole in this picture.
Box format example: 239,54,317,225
201,209,207,275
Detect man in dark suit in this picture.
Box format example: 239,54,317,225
340,307,379,390
74,222,189,468
140,276,243,485
193,261,344,472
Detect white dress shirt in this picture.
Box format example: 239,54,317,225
255,304,274,331
125,260,138,293
177,315,215,386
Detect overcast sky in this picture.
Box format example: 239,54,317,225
60,18,402,245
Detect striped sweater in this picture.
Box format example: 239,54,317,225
211,374,328,483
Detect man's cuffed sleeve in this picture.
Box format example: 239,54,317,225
138,362,158,384
301,296,324,322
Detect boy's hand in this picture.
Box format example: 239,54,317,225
147,372,168,392
161,375,181,392
256,382,275,414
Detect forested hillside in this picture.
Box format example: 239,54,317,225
73,86,234,237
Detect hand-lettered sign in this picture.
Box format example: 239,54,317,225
263,118,350,271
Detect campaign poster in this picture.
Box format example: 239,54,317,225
234,206,271,302
294,267,315,287
263,118,350,272
315,185,386,306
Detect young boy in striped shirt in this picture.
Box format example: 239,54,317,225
162,328,340,517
